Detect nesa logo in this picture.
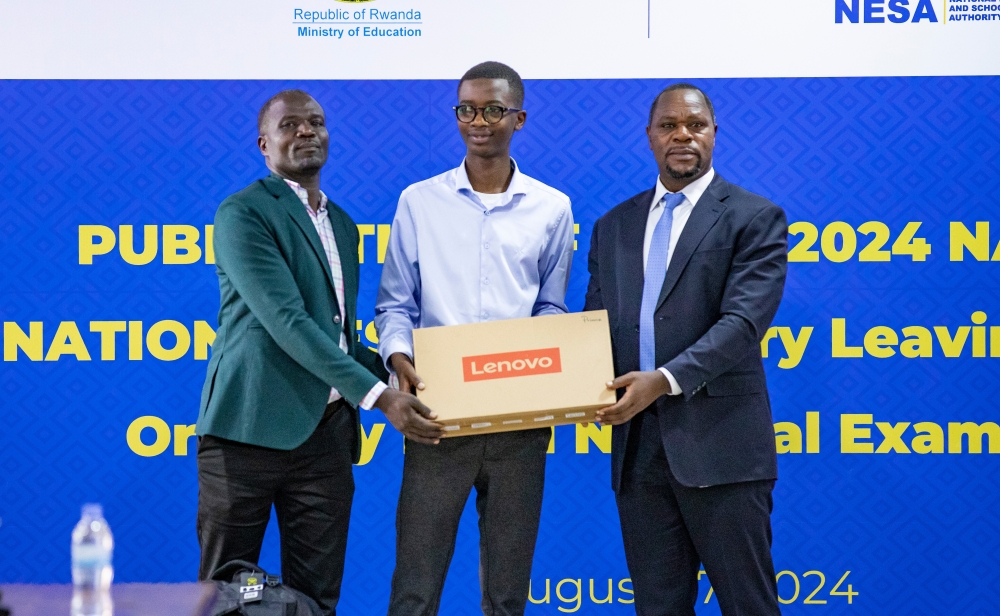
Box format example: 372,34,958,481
835,0,938,22
462,348,563,382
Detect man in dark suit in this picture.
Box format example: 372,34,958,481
195,89,444,615
585,84,787,615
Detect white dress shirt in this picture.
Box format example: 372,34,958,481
643,168,716,395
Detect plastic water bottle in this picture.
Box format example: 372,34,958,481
71,503,114,616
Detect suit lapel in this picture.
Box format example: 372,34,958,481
620,190,653,325
614,191,654,467
263,174,337,295
330,209,357,336
654,174,730,312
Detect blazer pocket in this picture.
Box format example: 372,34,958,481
705,372,765,397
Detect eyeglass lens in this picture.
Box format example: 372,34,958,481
455,105,507,124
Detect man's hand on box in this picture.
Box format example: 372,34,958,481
389,352,425,395
595,371,672,426
374,388,444,445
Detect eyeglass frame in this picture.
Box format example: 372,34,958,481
452,104,522,124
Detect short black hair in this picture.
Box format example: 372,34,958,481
257,89,315,134
458,61,525,108
647,83,716,127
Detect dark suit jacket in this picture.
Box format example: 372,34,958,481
584,173,787,490
196,173,387,458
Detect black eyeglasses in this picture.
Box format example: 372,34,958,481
453,105,521,124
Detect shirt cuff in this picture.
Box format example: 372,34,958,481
531,304,568,317
379,337,414,372
658,367,681,396
359,381,388,411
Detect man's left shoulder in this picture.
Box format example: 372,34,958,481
718,177,782,216
520,173,572,210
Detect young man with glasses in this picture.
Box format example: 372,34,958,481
375,61,575,616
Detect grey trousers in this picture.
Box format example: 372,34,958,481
387,428,550,616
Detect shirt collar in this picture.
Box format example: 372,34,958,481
650,167,716,212
282,176,328,213
454,158,527,203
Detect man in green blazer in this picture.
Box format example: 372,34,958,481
195,89,444,615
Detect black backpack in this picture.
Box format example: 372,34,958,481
209,560,324,616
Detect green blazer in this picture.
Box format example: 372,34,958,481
196,173,387,456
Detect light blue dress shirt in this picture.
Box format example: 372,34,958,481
375,159,575,366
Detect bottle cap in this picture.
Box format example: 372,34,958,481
82,503,104,519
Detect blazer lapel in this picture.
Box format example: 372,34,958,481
620,190,654,326
263,174,337,295
654,174,730,312
330,210,357,336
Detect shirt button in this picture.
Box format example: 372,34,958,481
484,242,489,249
333,315,341,324
484,278,489,285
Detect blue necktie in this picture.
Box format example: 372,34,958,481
640,192,687,372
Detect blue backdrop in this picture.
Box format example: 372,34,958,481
2,77,1000,614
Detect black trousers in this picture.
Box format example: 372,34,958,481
387,428,550,616
616,409,781,616
196,401,356,616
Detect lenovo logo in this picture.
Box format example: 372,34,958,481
462,347,562,382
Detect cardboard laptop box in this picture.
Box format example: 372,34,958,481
412,310,616,436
